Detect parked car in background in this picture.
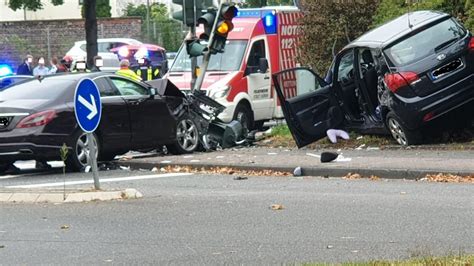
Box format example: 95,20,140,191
65,38,142,72
111,44,169,76
0,73,201,173
273,10,473,147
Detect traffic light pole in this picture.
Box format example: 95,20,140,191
193,3,224,91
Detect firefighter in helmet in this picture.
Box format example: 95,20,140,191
135,53,160,81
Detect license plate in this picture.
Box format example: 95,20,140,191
430,58,463,81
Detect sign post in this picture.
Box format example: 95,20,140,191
74,78,102,190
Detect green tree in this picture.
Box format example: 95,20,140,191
8,0,63,11
82,0,111,18
299,0,380,74
123,3,185,51
373,0,471,26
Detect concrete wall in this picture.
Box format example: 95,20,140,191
0,17,142,71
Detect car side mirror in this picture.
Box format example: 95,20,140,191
258,58,268,73
149,88,157,97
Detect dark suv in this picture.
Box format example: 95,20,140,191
273,10,473,146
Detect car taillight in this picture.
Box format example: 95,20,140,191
384,72,419,93
16,110,57,128
469,37,474,51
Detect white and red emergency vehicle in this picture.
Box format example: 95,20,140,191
166,6,302,129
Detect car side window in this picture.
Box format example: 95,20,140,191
94,77,120,97
336,50,355,83
246,40,266,74
274,68,325,99
110,77,148,96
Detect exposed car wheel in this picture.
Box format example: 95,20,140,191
167,115,199,154
66,131,99,172
233,103,254,132
386,112,422,146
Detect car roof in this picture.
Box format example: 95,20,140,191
345,10,450,49
74,38,142,45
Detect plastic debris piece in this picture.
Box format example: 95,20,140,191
119,165,130,171
355,144,366,150
335,155,352,162
267,152,278,155
306,153,321,158
151,167,158,172
60,225,70,230
321,152,339,163
233,176,248,180
326,129,350,143
84,165,91,173
160,160,172,164
356,136,363,140
293,166,302,176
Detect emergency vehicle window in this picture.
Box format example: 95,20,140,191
246,40,266,72
110,77,148,96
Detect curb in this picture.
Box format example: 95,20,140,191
119,161,473,180
0,188,143,203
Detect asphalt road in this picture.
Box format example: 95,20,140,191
1,168,473,264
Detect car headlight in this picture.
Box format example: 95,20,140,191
210,85,231,99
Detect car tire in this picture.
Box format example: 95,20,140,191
233,103,254,132
166,115,199,155
386,112,422,146
66,131,99,172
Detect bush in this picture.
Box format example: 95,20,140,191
299,0,379,74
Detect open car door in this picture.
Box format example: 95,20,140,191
273,67,344,148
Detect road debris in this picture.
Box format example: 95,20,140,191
270,204,284,210
60,225,70,230
293,166,302,176
343,172,379,180
233,176,248,180
321,152,339,163
306,153,320,158
355,144,366,150
326,245,334,249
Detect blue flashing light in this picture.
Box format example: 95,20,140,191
0,64,13,77
263,13,277,34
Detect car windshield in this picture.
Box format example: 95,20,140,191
170,40,247,72
384,18,467,66
0,78,74,100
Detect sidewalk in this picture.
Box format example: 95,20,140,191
121,146,474,179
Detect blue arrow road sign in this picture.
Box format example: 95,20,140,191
74,78,102,133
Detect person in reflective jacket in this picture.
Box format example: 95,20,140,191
116,59,142,82
135,56,160,81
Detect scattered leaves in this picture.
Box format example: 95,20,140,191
270,204,284,210
424,173,474,183
343,173,362,179
343,173,381,181
162,165,292,177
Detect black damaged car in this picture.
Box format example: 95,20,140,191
0,73,201,173
273,10,473,147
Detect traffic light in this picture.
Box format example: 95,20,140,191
197,8,216,40
186,39,208,57
172,0,202,27
210,3,238,54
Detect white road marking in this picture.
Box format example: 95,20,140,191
6,173,193,189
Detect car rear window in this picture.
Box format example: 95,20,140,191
0,79,75,100
384,18,467,66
